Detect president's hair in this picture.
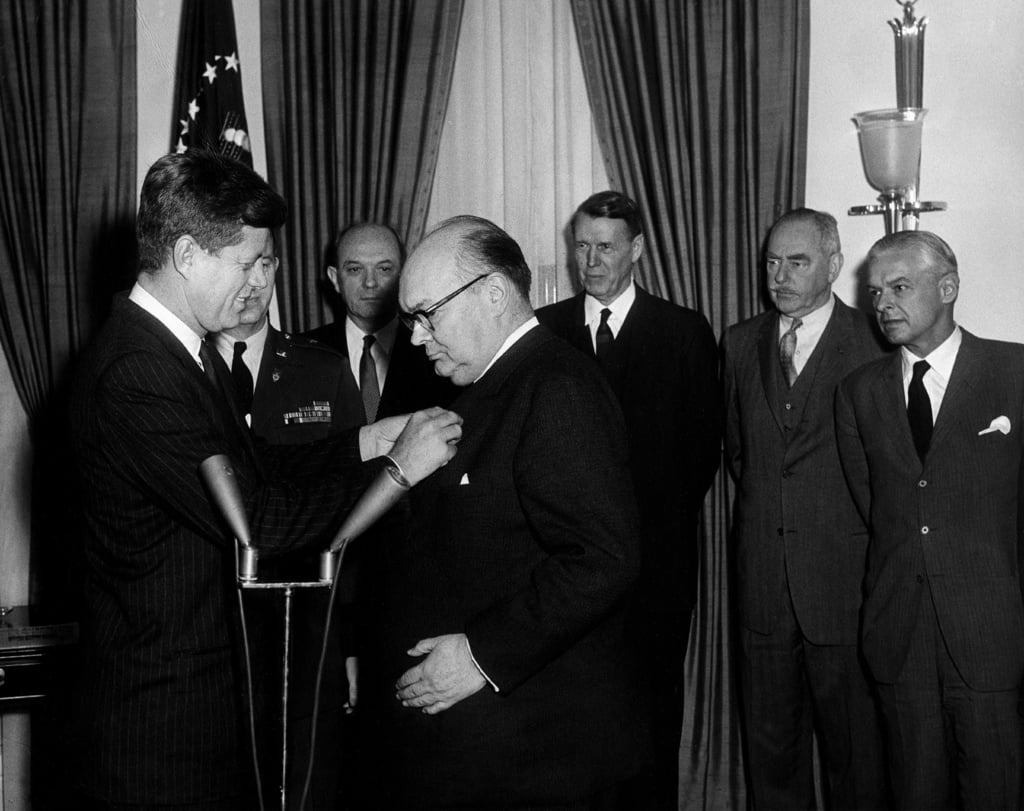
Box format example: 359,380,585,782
573,190,644,239
867,230,958,278
439,215,532,300
136,150,287,273
770,208,841,256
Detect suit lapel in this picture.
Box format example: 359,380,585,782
930,331,984,451
568,294,595,357
869,352,919,466
757,314,785,433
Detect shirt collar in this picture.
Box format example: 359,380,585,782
346,314,398,356
584,280,636,326
901,324,962,383
475,317,540,383
129,281,204,367
212,317,270,365
778,293,834,335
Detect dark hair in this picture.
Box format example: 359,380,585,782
573,190,644,239
770,208,841,256
867,230,958,277
439,215,531,300
329,222,405,268
136,150,287,272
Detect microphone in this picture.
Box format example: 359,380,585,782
200,454,258,582
326,459,410,555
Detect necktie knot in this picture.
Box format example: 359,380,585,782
911,359,930,383
778,318,803,387
360,334,381,423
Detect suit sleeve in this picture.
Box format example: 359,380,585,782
721,327,742,482
99,350,373,556
463,374,641,692
835,376,871,525
678,313,723,510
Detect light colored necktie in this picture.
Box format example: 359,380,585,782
359,334,380,422
779,317,803,387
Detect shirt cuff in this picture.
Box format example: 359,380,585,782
465,637,499,693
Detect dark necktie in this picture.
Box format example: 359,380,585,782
907,359,932,460
231,341,254,415
198,340,219,391
779,317,803,387
595,308,614,365
360,334,380,423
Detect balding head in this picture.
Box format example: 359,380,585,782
327,222,404,332
400,216,533,385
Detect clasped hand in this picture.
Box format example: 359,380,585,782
395,633,486,715
364,407,462,485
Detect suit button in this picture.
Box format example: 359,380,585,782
777,528,784,536
785,403,793,411
921,526,929,535
918,480,927,487
782,469,791,478
916,575,924,584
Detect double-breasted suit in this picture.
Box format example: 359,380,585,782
366,325,651,808
69,295,375,807
722,296,888,809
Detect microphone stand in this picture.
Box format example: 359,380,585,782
201,454,410,811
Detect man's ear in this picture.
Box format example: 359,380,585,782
828,251,844,284
486,272,511,314
326,265,342,295
173,235,197,280
939,272,959,304
631,233,645,264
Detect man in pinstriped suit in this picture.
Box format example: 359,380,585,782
836,230,1024,808
69,150,461,809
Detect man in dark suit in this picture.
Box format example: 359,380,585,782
836,230,1024,809
365,215,651,809
536,190,721,809
722,208,887,809
68,150,461,810
305,221,455,421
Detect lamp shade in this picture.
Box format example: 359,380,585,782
853,108,927,193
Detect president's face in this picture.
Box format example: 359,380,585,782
573,214,642,306
765,219,840,319
186,225,275,334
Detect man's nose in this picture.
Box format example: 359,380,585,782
409,321,431,346
586,247,599,267
247,260,270,289
363,270,378,289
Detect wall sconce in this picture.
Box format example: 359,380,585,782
849,0,946,234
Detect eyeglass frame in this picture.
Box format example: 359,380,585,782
398,272,490,333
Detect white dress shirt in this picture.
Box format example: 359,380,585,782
346,315,397,391
583,281,636,352
777,294,835,377
900,325,962,421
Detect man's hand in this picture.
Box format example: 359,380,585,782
358,413,411,460
386,407,462,485
395,633,486,715
343,656,358,715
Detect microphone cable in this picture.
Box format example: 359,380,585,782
298,540,349,811
235,547,267,811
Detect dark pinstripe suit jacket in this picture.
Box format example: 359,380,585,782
69,295,375,805
369,325,651,807
836,330,1024,689
723,298,886,644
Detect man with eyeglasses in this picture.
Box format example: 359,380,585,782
359,215,651,809
305,222,456,423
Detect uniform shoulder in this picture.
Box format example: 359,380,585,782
275,329,346,361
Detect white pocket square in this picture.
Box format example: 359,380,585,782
459,473,470,485
978,416,1012,436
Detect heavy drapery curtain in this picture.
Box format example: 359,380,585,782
572,2,809,808
0,0,136,605
426,0,609,308
260,0,464,333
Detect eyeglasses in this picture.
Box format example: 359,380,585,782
398,273,489,333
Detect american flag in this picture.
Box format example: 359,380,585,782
171,0,252,167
